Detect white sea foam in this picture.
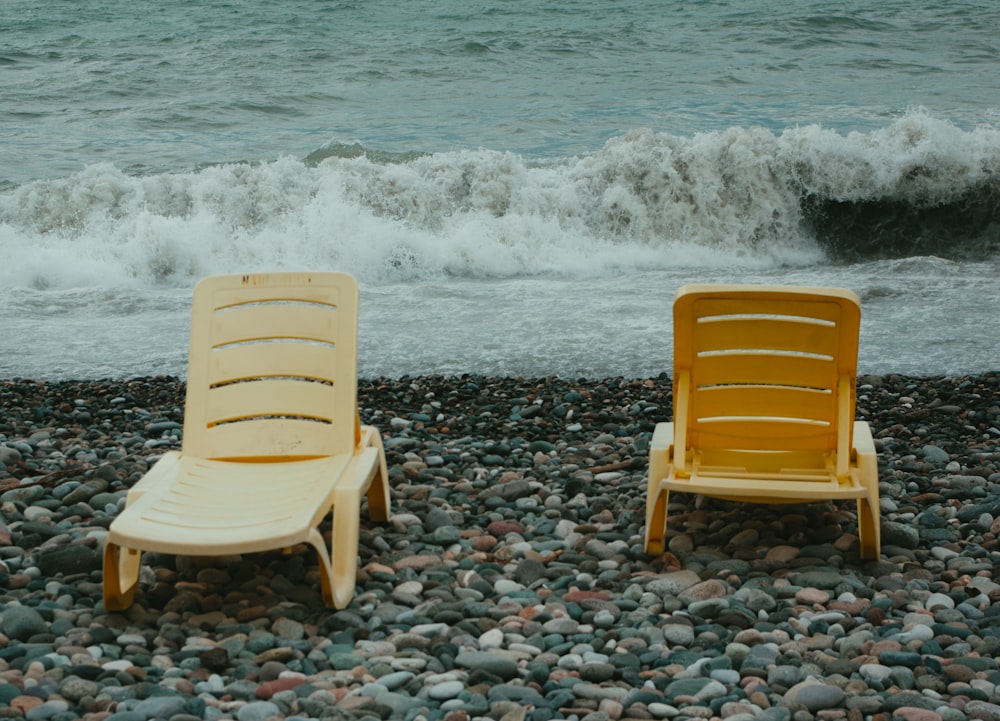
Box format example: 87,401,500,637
780,110,1000,201
5,114,996,294
2,115,998,379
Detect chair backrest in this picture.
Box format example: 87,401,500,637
181,272,359,462
673,284,861,476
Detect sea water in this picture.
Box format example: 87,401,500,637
2,0,999,379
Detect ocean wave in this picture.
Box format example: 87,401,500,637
1,111,997,289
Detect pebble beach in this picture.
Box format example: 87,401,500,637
2,373,1000,721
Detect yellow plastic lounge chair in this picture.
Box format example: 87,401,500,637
103,272,390,610
644,284,880,560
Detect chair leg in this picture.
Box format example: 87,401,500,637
363,429,391,523
307,527,338,608
102,542,141,611
329,489,362,609
852,422,881,560
856,497,880,560
645,487,670,555
311,505,362,609
645,423,674,555
313,450,379,608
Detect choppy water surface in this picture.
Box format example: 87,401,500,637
2,0,998,378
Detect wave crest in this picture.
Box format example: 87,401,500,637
1,111,997,289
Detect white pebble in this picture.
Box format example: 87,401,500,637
493,579,525,596
648,702,680,718
101,659,133,672
557,654,583,670
428,680,464,700
859,663,893,683
897,624,935,643
479,628,504,650
390,657,427,672
925,592,955,611
930,546,959,561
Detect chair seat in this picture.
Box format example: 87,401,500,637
108,452,377,555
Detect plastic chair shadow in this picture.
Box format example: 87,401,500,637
644,284,880,560
103,272,390,610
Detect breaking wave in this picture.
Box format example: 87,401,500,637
1,111,997,290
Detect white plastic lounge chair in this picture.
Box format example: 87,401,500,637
103,272,390,609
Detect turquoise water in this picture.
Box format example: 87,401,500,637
6,0,999,183
2,0,999,378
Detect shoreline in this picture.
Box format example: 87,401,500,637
1,373,1000,721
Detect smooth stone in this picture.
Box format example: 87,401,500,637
880,651,923,667
374,671,414,691
783,679,844,711
664,677,713,699
488,684,547,704
710,669,741,685
742,643,781,670
580,662,616,683
880,691,940,712
768,665,803,688
678,579,730,604
660,623,695,646
103,713,146,721
25,700,70,720
893,709,944,721
570,683,629,702
920,444,950,462
131,696,188,719
860,663,894,683
479,628,504,649
428,680,465,700
646,570,702,597
494,579,526,596
59,676,101,702
430,525,461,545
926,592,955,611
788,570,847,589
881,522,920,548
758,709,793,721
694,679,729,700
735,587,777,613
648,703,680,718
965,701,1000,721
1,604,48,641
236,701,282,721
454,651,519,680
1,485,46,504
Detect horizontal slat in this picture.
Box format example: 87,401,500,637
204,379,339,424
211,304,339,346
696,447,832,473
209,282,341,310
691,384,836,423
691,296,847,324
199,417,350,460
691,420,836,452
664,473,867,500
674,288,861,376
691,353,838,389
207,342,339,385
693,317,840,355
